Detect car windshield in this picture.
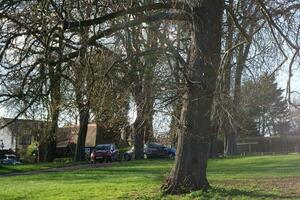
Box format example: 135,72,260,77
147,143,164,148
96,145,111,150
6,156,16,159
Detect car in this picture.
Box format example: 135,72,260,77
123,147,134,161
123,143,176,161
90,144,119,163
0,154,21,165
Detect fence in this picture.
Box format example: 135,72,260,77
237,135,300,155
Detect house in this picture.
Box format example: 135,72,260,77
57,123,123,148
55,123,99,157
0,117,48,153
56,123,102,148
0,120,16,151
56,125,78,148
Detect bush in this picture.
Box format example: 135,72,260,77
119,146,131,155
19,141,39,163
53,157,74,163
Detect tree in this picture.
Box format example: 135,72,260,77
1,0,299,195
0,1,67,162
240,74,290,136
163,0,223,193
88,51,130,146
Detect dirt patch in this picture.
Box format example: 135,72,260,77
213,176,300,199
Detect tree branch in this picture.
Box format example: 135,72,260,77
63,2,191,29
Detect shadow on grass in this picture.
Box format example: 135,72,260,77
117,186,282,200
206,187,279,199
38,168,167,182
0,165,22,175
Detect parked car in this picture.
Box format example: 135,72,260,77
123,143,176,161
0,154,21,165
123,147,134,161
90,144,119,163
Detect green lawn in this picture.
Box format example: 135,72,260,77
0,161,85,175
0,155,300,200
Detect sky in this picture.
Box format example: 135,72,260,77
128,98,171,134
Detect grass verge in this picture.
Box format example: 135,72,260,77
0,155,299,199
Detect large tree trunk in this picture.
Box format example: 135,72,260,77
224,125,236,156
222,0,236,156
143,80,155,143
131,80,146,160
169,29,183,148
224,42,251,156
44,65,61,162
73,3,93,162
133,89,154,158
224,130,237,156
141,23,157,144
144,114,154,143
209,128,219,158
133,114,145,159
74,107,89,161
163,0,223,194
127,15,158,156
126,24,145,159
224,14,256,154
223,45,244,156
44,24,63,162
44,108,59,162
142,72,154,144
44,87,60,162
169,101,182,148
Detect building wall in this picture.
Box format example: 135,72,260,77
0,126,15,151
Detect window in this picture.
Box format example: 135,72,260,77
19,135,31,145
6,155,16,159
95,145,110,150
147,143,163,148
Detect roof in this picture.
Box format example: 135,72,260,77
56,123,98,148
85,124,97,147
0,117,49,136
56,125,78,148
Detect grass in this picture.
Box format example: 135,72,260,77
0,154,299,200
208,154,300,179
0,161,85,175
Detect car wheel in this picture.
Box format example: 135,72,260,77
106,157,112,163
144,154,148,159
168,153,175,160
116,154,121,162
111,156,115,162
124,154,131,161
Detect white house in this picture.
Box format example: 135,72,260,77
0,120,16,151
0,118,48,152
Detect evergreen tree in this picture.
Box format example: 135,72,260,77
240,73,290,136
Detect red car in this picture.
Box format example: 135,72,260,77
91,144,119,163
